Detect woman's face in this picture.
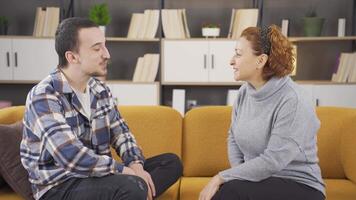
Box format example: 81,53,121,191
230,37,261,82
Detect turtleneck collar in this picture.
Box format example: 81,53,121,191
246,76,290,101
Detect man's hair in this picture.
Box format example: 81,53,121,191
55,17,98,68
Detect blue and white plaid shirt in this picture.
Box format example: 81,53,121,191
20,69,145,200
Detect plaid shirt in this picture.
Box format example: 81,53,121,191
20,69,145,200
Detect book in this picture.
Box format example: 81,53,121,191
172,89,186,116
226,89,239,106
232,9,259,39
281,19,289,37
127,13,144,38
162,9,190,39
228,9,236,38
132,57,144,82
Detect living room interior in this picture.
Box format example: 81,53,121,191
0,0,356,200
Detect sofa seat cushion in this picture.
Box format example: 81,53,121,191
180,177,211,200
0,187,23,200
325,179,356,200
157,179,180,200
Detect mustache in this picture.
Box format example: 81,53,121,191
100,58,112,65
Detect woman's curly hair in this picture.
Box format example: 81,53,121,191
240,24,295,80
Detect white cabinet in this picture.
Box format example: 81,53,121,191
299,83,356,108
162,40,236,83
107,82,160,105
0,38,57,81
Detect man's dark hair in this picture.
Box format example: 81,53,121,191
55,17,98,68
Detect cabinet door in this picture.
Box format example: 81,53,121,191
12,39,57,81
0,39,13,80
163,40,209,82
313,85,356,108
208,41,236,82
107,83,160,105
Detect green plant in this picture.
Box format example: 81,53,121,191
305,7,317,17
0,16,8,26
202,22,220,28
89,3,111,25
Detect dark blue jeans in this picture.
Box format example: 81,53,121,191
212,177,325,200
40,153,182,200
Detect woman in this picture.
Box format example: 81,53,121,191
199,25,325,200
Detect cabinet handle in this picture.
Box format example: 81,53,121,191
14,52,18,67
211,54,215,69
6,52,10,67
316,98,319,106
204,54,207,69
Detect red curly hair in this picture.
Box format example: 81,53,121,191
240,25,295,80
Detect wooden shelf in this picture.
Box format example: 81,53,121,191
288,36,356,42
0,80,40,84
296,80,356,85
106,37,160,42
106,80,159,85
161,81,244,86
0,35,54,39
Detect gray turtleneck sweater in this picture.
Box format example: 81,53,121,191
219,76,325,196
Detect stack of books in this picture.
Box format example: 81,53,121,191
228,9,259,39
161,9,190,39
132,54,160,82
332,53,356,83
33,7,60,37
127,9,160,39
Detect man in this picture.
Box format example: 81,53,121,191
20,17,182,200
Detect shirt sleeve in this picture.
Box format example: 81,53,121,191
107,89,145,166
27,93,124,177
227,97,244,167
219,97,320,182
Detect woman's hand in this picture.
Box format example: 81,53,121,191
199,174,224,200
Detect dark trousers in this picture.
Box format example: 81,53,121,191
212,177,325,200
40,153,183,200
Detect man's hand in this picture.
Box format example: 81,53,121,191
199,174,224,200
129,163,156,200
122,166,136,175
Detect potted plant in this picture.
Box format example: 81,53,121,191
89,3,111,34
202,23,220,38
302,7,324,37
0,16,9,35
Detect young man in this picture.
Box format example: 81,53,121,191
20,17,182,200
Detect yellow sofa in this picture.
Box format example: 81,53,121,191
0,106,356,200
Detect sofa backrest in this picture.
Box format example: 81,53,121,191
316,107,356,182
182,106,356,182
115,106,183,160
182,106,231,177
0,106,25,124
0,105,183,161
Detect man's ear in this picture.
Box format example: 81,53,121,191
65,51,80,64
256,54,268,69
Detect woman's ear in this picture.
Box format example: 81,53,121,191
256,54,268,69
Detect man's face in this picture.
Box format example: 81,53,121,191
76,27,110,77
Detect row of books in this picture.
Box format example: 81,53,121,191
332,53,356,83
132,54,160,82
228,9,259,39
161,9,190,39
33,7,60,37
127,9,160,39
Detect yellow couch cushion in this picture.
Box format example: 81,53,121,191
316,107,356,180
324,179,356,200
183,106,231,177
116,106,182,159
0,106,25,124
180,177,211,200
